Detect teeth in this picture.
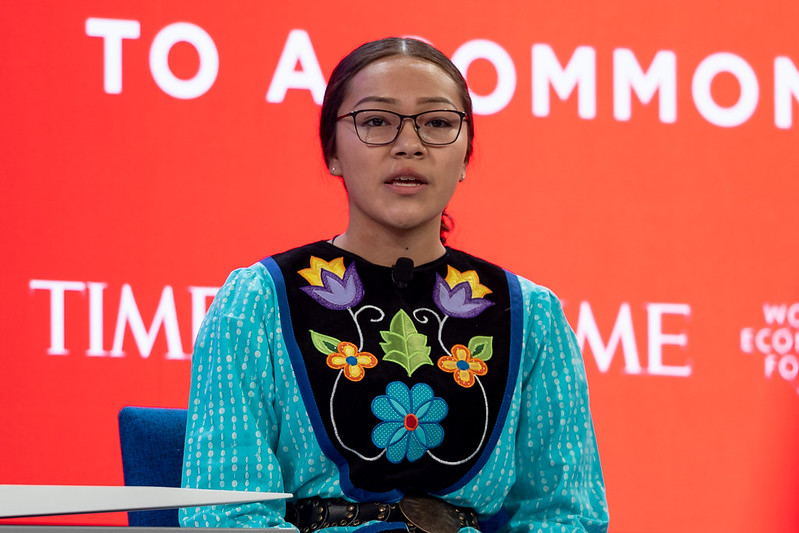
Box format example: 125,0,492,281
387,175,423,187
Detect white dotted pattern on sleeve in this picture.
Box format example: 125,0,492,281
179,263,608,532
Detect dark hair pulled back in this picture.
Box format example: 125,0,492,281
319,38,473,245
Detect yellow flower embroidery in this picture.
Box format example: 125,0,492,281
299,256,347,287
444,266,492,298
437,344,488,388
327,341,378,382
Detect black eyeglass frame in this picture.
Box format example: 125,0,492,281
335,108,470,146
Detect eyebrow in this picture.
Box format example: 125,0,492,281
352,96,458,108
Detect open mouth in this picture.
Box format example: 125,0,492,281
387,175,425,187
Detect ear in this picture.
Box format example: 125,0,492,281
329,156,341,176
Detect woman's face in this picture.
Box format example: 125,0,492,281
329,55,469,240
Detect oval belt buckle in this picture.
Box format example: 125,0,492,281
398,495,466,533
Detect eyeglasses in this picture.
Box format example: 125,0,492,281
336,109,469,146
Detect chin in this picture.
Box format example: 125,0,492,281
385,215,440,234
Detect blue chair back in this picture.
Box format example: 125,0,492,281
118,406,188,527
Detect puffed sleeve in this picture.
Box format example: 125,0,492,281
179,265,294,528
503,283,609,532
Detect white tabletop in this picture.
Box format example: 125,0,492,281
0,524,297,533
0,485,292,520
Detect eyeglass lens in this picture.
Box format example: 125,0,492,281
352,110,464,145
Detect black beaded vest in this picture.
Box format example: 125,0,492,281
262,241,522,502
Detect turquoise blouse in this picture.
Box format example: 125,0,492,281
180,243,608,532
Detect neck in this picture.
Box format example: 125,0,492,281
332,223,446,267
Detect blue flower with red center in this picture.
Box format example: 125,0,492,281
371,382,448,463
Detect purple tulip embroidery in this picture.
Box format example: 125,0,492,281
299,257,364,310
433,272,494,319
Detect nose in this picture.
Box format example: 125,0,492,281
391,117,425,157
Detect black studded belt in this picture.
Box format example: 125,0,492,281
285,495,481,532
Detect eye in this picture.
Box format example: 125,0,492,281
420,111,459,129
356,111,397,128
426,117,454,128
364,117,389,127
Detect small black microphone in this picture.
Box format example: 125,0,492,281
392,257,414,288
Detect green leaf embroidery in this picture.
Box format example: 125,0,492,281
379,310,432,377
468,335,494,361
310,330,341,354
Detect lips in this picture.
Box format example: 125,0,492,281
385,170,427,187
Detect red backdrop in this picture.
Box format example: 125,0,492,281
2,1,798,531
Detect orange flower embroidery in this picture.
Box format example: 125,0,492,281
326,341,378,382
437,344,488,388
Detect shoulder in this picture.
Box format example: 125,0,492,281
511,273,571,343
218,261,273,297
448,248,562,314
217,242,326,296
212,242,331,309
203,262,276,326
513,272,563,316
